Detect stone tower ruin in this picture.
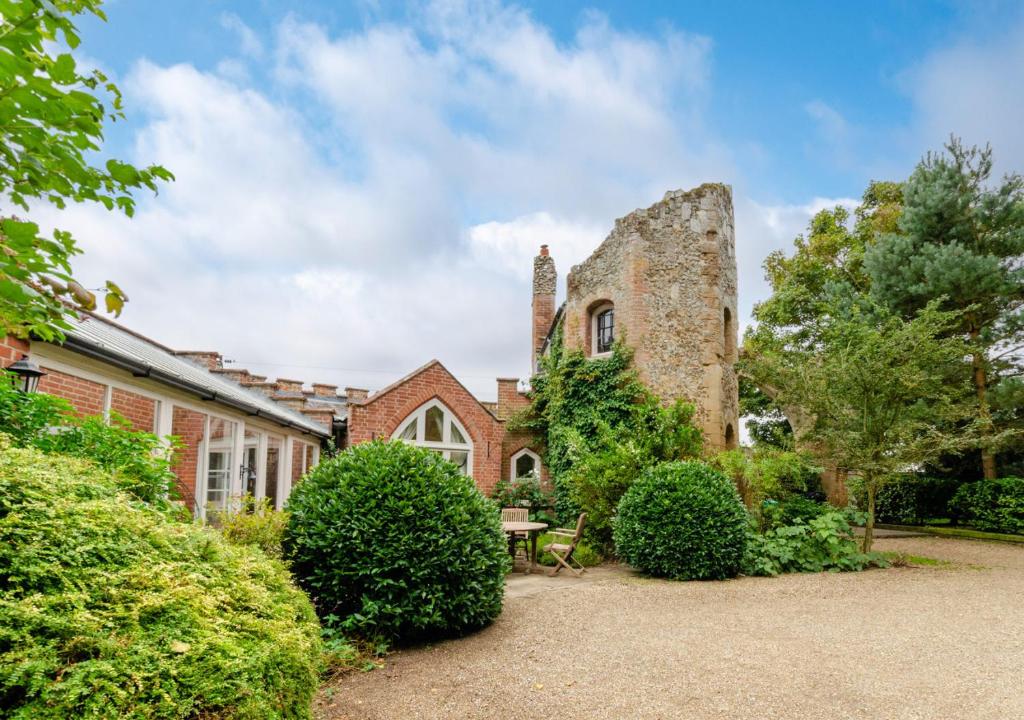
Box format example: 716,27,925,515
532,183,739,450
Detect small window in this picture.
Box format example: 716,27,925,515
591,302,614,356
510,448,541,481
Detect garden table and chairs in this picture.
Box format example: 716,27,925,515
500,508,548,573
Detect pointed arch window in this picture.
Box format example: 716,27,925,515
392,399,473,475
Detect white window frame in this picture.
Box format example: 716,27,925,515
510,448,541,481
591,302,614,357
391,399,473,475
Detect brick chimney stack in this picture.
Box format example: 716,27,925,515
532,244,557,372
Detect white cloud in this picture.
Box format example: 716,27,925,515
904,17,1024,176
220,12,264,58
34,1,853,401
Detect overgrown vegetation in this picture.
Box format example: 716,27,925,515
711,447,821,517
0,372,181,511
283,441,509,644
515,330,702,547
211,496,290,559
614,461,749,580
744,510,879,576
0,438,322,719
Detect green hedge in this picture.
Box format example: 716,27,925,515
0,438,322,719
950,477,1024,535
613,461,749,580
283,441,509,643
849,474,961,524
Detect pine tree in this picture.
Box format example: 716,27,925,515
864,139,1024,479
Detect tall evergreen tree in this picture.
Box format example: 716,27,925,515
864,139,1024,479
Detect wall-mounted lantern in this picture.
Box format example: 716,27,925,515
7,355,46,394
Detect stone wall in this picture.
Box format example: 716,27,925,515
560,184,739,449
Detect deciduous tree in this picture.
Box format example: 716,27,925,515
0,0,172,340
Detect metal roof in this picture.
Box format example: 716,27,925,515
60,314,330,437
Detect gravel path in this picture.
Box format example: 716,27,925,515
315,537,1024,720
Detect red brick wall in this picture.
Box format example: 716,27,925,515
37,368,106,417
110,387,156,432
291,439,308,483
0,335,30,366
171,406,206,509
347,361,509,496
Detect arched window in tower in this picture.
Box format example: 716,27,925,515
591,302,614,355
723,306,736,362
391,399,473,475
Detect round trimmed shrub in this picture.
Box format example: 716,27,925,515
0,438,322,719
613,460,750,580
283,440,509,643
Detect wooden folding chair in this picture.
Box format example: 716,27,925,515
543,512,587,577
501,507,530,560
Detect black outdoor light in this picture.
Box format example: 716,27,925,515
7,355,46,394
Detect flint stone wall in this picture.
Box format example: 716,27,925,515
562,183,739,449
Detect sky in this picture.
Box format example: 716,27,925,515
35,0,1024,399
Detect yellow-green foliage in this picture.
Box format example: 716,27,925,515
0,438,322,719
212,496,290,560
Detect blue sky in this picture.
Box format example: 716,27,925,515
47,0,1024,397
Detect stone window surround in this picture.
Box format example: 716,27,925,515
590,301,615,358
509,447,541,481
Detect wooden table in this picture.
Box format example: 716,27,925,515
501,521,549,574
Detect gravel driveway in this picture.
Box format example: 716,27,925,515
315,537,1024,720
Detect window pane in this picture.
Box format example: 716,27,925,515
515,453,536,478
450,421,466,445
597,308,614,353
265,436,281,509
207,418,236,510
424,406,443,442
243,429,259,498
449,450,469,475
399,419,417,441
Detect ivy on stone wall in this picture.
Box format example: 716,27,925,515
513,321,702,524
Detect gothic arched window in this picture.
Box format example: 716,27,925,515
392,399,473,475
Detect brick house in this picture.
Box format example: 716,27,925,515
2,313,329,517
4,184,739,508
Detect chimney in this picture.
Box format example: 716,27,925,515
495,377,521,420
173,351,223,371
345,387,369,403
532,245,557,371
312,382,339,397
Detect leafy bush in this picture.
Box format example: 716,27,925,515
712,447,822,510
535,532,604,568
745,510,878,576
283,440,509,643
564,400,703,553
212,496,289,559
0,437,322,719
491,473,555,524
949,477,1024,534
761,495,831,530
512,332,703,525
849,474,962,524
0,375,180,510
613,461,749,580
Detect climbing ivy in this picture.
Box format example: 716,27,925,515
513,321,702,525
